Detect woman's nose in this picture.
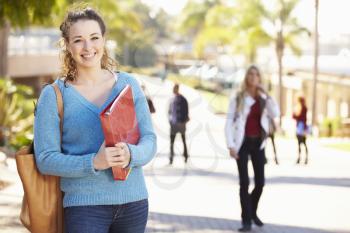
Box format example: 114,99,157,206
83,40,92,50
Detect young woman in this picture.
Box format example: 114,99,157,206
293,96,309,164
34,7,157,233
225,65,279,232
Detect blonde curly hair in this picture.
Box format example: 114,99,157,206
58,7,117,83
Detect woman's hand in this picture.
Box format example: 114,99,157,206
229,148,239,160
93,142,131,170
113,142,131,168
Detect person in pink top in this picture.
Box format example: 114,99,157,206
293,96,309,164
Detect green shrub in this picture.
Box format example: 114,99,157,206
0,78,35,150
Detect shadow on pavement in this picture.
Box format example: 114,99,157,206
145,159,350,189
146,212,347,233
267,176,350,188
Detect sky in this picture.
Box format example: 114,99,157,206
141,0,350,36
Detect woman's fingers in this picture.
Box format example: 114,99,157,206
102,143,130,168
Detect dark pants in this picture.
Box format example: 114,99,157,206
170,122,188,163
236,137,265,225
297,135,308,162
65,199,148,233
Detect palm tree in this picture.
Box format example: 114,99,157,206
260,0,310,121
178,0,272,63
311,0,319,126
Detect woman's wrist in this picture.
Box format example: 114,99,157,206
93,153,104,170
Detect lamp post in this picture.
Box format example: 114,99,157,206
311,0,319,127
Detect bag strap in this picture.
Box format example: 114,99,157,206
51,83,63,143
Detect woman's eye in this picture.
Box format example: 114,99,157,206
92,37,99,40
73,39,81,43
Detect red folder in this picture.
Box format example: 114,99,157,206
100,85,140,180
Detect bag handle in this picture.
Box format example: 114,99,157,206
51,83,63,143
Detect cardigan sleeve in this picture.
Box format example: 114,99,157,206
225,94,238,150
34,85,99,178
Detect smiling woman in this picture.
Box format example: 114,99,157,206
33,6,157,233
59,8,116,83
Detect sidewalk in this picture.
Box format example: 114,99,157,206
140,75,350,233
0,159,28,233
0,75,349,233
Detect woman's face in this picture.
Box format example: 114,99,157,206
66,19,105,70
246,68,260,88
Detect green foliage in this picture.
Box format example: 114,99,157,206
48,0,143,46
321,117,342,137
261,0,310,49
177,0,309,63
325,143,350,152
125,40,157,67
0,79,34,150
0,0,57,27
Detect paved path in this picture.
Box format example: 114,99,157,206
138,75,350,233
1,75,349,233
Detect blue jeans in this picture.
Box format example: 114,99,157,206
64,199,148,233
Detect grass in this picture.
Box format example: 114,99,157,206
325,143,350,152
167,73,201,88
199,90,229,114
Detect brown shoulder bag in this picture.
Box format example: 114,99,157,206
15,83,64,233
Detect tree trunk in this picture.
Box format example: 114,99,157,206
0,21,10,78
276,32,284,126
249,50,256,65
311,0,319,127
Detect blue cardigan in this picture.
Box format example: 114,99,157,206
34,72,157,207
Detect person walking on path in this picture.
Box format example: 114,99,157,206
34,7,157,233
168,83,189,165
225,65,280,232
293,96,309,164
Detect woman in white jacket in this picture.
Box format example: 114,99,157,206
225,65,279,232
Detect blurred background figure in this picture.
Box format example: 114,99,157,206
225,65,280,232
293,96,309,165
141,84,156,114
160,55,169,82
168,83,189,165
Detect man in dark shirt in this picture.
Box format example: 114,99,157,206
168,83,189,165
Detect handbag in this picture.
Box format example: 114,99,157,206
15,83,64,233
